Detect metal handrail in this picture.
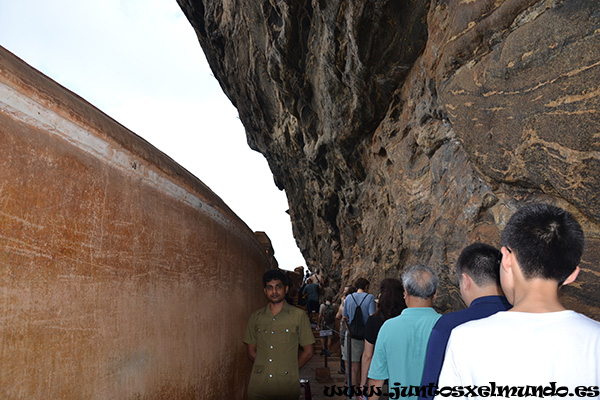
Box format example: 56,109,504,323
342,318,352,397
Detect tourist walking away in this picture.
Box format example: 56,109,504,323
420,242,511,400
343,278,376,388
436,203,600,399
243,269,315,400
368,265,441,400
360,278,406,390
318,296,336,353
337,285,356,374
302,275,321,320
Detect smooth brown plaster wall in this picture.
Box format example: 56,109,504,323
0,46,271,399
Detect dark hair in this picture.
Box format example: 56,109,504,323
501,203,584,284
262,269,289,288
376,278,406,320
354,277,370,290
457,242,501,287
402,265,439,299
347,286,357,295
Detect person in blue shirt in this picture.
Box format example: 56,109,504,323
343,277,376,389
367,265,441,400
360,278,406,389
419,242,511,400
302,275,321,320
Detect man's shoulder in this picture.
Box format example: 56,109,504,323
249,304,269,318
246,305,269,330
566,312,600,344
559,310,600,332
567,310,600,323
351,292,373,299
428,308,443,325
448,311,600,358
432,308,472,335
376,316,397,338
438,312,500,355
346,292,363,306
382,307,439,328
378,312,403,329
358,292,376,306
377,309,439,342
405,307,441,318
433,297,508,334
285,302,312,320
452,309,600,337
283,301,303,313
451,310,507,333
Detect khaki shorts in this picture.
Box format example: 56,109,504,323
341,335,364,362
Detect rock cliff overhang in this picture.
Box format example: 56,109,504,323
177,0,600,318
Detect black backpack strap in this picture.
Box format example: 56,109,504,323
350,293,369,307
351,293,367,306
351,293,367,318
358,294,367,307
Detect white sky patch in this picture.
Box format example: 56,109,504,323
0,0,305,270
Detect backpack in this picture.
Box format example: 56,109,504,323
323,303,335,326
349,294,367,340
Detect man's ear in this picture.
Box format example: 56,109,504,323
461,273,471,291
500,246,513,273
561,266,580,287
432,290,438,301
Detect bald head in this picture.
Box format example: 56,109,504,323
402,265,439,299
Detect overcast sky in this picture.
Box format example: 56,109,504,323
0,0,305,271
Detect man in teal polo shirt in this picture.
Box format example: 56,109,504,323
244,269,315,400
368,265,441,400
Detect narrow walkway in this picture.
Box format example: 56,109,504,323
299,323,349,400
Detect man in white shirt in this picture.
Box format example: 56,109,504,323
436,203,600,399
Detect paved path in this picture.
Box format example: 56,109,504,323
298,323,350,400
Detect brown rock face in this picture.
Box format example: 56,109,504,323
177,0,600,318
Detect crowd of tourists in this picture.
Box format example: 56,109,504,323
242,203,600,400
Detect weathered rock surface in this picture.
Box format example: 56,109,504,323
178,0,600,318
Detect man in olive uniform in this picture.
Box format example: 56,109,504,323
244,269,315,400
